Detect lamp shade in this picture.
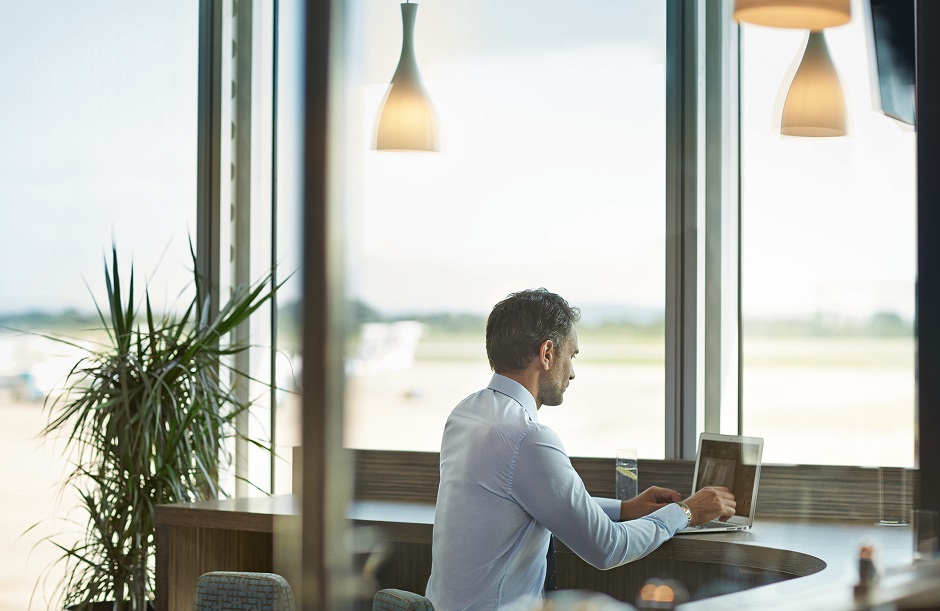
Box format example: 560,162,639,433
373,2,439,152
734,0,851,30
781,30,846,137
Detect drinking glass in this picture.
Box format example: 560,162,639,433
913,509,939,562
615,448,639,501
878,466,910,525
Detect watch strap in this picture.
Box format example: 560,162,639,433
676,501,693,526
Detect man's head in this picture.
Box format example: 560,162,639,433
486,289,581,406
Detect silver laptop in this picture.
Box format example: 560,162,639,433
675,432,764,534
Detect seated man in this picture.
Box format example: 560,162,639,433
425,288,735,610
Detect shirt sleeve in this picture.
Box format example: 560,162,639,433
594,497,623,521
510,425,688,570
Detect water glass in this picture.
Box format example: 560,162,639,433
615,448,638,500
913,509,939,562
878,466,910,525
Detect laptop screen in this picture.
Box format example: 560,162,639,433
694,434,764,522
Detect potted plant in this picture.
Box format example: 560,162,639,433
34,244,277,610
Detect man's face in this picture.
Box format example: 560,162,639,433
537,328,578,407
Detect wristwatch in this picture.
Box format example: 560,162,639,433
676,501,693,526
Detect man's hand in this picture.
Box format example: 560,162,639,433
619,486,683,521
683,486,736,526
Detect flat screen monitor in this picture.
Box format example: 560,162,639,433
865,0,916,127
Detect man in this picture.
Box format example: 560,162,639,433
425,288,736,610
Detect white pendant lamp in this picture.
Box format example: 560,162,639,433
781,30,846,137
373,2,439,152
733,0,851,30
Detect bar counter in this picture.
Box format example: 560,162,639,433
156,495,940,610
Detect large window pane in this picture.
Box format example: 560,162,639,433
341,0,667,458
0,1,198,608
740,0,916,467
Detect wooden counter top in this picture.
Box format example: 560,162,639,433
155,494,299,532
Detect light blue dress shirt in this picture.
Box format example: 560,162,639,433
425,374,688,611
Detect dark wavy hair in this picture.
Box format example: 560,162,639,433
485,288,581,373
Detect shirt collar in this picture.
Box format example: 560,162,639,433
487,373,539,423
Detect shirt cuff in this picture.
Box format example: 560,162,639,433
649,502,690,534
594,497,623,521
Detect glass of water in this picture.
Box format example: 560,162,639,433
615,448,638,500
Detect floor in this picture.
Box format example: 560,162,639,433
0,392,73,610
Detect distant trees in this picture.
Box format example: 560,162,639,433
0,309,95,330
4,301,912,339
743,310,914,337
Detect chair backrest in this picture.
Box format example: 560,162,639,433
373,588,434,611
193,571,296,611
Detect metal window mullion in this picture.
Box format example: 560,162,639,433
197,0,223,325
196,0,224,489
736,26,745,436
704,0,740,435
269,0,280,494
665,0,700,460
232,0,254,497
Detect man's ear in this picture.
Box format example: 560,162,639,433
538,339,554,371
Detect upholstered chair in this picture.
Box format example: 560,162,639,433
193,571,295,611
372,588,434,611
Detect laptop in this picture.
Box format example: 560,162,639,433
675,432,764,534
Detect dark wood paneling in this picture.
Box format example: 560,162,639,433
756,464,918,522
155,524,274,611
155,496,297,611
373,542,433,596
353,450,918,523
353,450,441,504
571,458,695,498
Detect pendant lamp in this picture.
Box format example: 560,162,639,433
733,0,851,30
781,30,846,137
373,2,439,152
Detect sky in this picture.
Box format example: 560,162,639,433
0,1,199,314
0,0,917,324
739,19,916,321
344,0,916,321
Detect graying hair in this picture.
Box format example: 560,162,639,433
485,288,581,373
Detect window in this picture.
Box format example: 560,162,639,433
0,2,199,607
340,0,668,458
739,1,916,467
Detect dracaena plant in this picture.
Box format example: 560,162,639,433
34,243,277,610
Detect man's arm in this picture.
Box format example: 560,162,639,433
512,427,688,570
616,485,737,524
618,486,683,521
